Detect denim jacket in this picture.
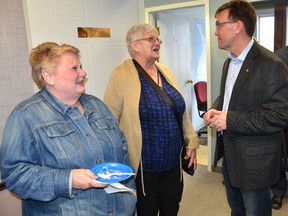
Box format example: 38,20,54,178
0,88,136,216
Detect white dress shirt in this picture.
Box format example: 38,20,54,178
222,39,254,112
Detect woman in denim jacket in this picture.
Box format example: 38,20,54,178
0,42,136,216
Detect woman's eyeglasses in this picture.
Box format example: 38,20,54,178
135,37,162,44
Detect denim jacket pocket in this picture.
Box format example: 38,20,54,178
92,117,115,130
92,117,122,147
42,123,79,159
43,123,75,137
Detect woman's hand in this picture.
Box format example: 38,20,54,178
186,148,197,170
72,169,107,189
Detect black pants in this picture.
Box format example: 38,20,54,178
135,166,183,216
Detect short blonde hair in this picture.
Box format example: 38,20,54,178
126,23,158,57
29,42,80,89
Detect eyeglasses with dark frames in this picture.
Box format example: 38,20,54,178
215,21,237,30
135,37,162,44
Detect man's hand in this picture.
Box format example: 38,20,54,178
203,109,227,132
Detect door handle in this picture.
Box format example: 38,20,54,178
187,80,193,84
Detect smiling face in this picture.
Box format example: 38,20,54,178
42,52,87,103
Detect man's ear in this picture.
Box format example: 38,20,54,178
234,20,242,34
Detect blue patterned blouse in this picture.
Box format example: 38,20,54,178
138,70,186,172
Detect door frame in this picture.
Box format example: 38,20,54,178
145,0,213,171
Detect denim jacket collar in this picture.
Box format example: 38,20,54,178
40,88,72,115
40,88,94,116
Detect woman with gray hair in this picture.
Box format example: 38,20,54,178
104,23,199,216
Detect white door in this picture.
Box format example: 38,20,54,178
23,0,144,99
157,13,196,125
156,10,206,131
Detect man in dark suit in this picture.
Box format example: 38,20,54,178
271,46,288,210
204,0,288,215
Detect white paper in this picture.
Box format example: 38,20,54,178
104,182,134,194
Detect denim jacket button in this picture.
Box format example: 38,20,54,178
97,160,102,164
108,213,113,216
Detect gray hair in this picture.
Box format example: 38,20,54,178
126,23,158,57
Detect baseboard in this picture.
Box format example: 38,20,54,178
211,166,223,173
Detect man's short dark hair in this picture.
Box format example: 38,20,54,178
215,0,256,37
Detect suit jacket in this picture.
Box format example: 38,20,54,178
275,46,288,158
213,41,288,190
275,45,288,65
